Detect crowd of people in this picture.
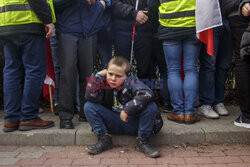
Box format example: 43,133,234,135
0,0,249,158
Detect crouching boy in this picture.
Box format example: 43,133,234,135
84,56,161,158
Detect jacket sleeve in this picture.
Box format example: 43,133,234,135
123,77,155,115
147,0,160,13
27,0,52,24
111,0,138,19
239,0,250,15
85,73,105,103
219,0,241,17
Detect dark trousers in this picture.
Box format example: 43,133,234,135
151,37,170,104
58,33,97,120
84,101,158,138
114,32,152,79
199,19,233,106
229,16,250,118
3,35,46,122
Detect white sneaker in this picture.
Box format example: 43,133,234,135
213,103,229,116
198,105,220,119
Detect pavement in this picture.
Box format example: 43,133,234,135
0,144,249,166
0,106,249,146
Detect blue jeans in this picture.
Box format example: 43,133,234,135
163,35,200,115
84,102,158,138
199,19,233,106
3,35,46,122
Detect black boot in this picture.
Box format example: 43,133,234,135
87,134,112,155
136,137,160,158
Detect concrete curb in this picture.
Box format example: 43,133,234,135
0,106,249,146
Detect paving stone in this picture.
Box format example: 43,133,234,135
129,158,157,165
212,156,243,163
0,152,19,158
101,158,128,165
0,158,20,165
17,152,43,158
72,158,101,166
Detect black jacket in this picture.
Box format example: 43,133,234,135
0,0,52,37
240,0,250,64
85,73,155,115
220,0,241,18
111,0,153,35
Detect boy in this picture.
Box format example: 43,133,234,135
84,56,161,158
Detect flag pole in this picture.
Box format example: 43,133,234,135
49,85,54,112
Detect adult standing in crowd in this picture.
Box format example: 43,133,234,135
1,0,55,132
234,0,250,128
220,0,249,128
148,0,201,124
55,0,109,129
198,0,233,119
112,0,153,79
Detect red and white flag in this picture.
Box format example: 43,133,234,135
196,0,222,57
43,39,55,102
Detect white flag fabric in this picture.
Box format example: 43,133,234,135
196,0,223,33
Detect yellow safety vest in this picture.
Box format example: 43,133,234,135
159,0,196,28
0,0,56,27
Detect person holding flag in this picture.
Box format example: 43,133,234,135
197,0,233,119
1,0,56,132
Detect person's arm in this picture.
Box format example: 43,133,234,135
27,0,52,24
85,72,106,103
239,0,250,16
111,0,138,19
122,77,155,116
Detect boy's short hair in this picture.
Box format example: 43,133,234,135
107,56,131,75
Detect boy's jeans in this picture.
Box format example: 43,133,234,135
163,35,200,115
84,102,158,138
199,19,233,106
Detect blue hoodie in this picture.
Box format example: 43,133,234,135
55,0,109,37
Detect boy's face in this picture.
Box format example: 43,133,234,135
106,64,127,89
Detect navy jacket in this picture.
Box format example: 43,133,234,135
55,0,106,37
85,73,155,115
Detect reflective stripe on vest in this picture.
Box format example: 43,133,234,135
159,0,195,28
0,0,56,27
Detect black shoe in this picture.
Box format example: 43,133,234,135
136,137,160,158
78,116,87,122
162,103,173,113
54,103,59,116
60,119,74,129
87,134,112,155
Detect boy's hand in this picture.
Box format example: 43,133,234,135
120,110,128,122
136,10,148,25
97,69,107,77
242,3,250,16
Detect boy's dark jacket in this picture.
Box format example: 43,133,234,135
85,73,155,116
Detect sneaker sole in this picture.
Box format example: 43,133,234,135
234,121,250,129
197,112,220,119
19,123,54,131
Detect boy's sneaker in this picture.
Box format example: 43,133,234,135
136,137,160,158
87,134,112,155
198,105,219,119
213,103,229,116
234,114,250,129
